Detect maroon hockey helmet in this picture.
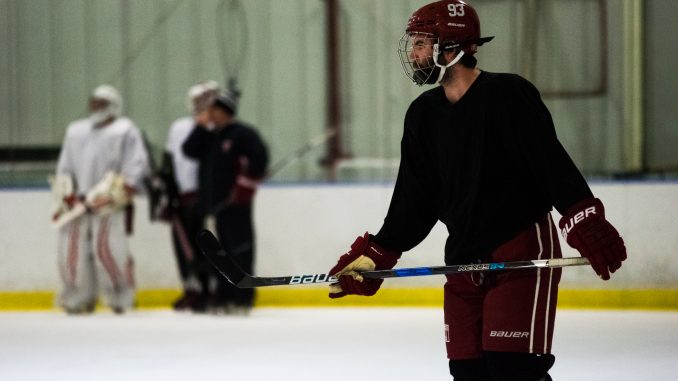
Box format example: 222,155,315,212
398,0,494,85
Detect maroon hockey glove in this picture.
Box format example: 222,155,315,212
228,155,262,206
328,233,401,298
230,175,260,205
559,198,627,280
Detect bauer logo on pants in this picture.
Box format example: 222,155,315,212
489,331,530,338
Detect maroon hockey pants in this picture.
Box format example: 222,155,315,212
444,213,562,359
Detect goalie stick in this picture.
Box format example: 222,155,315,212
197,230,590,288
52,202,88,230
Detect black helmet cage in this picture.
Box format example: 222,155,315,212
399,32,435,85
398,32,466,86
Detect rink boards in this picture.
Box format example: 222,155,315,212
0,182,677,310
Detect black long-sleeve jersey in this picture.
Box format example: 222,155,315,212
374,71,593,265
182,121,268,213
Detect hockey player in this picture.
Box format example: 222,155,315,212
182,89,269,314
327,1,627,380
161,81,219,312
53,85,149,314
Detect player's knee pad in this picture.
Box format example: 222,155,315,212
485,351,555,381
448,358,492,381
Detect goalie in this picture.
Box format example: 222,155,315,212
52,85,149,314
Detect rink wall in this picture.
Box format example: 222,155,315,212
1,182,677,310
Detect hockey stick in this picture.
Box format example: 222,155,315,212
266,128,338,178
52,203,88,230
208,128,338,215
197,230,590,288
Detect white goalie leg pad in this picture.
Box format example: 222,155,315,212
57,215,98,311
91,212,135,311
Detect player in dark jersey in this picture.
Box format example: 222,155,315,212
183,89,269,314
327,1,627,380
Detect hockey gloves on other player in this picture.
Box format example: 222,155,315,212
230,175,261,205
559,198,627,280
328,233,401,298
228,156,261,206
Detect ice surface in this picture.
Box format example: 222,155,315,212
1,308,676,380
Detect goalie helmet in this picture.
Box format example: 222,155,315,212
398,0,494,85
90,84,123,124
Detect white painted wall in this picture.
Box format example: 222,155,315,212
1,183,677,291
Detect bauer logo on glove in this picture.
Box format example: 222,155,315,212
558,198,627,280
560,205,598,240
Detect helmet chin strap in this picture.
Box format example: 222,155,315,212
433,44,465,83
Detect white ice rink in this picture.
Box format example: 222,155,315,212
1,308,676,380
